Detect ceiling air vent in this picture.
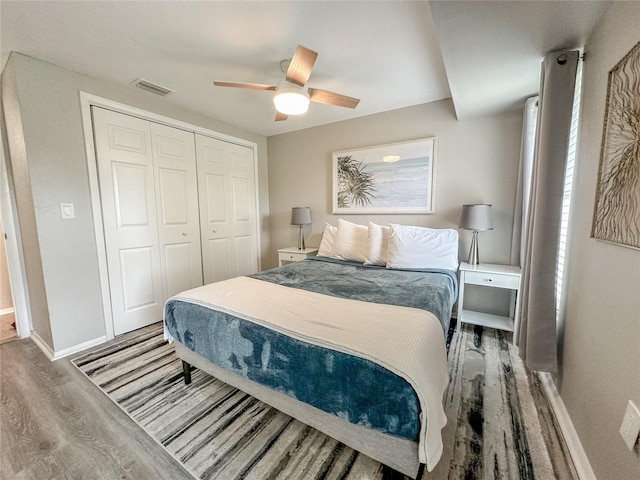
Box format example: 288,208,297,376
131,77,175,96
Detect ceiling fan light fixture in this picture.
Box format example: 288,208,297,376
213,45,360,122
273,83,310,115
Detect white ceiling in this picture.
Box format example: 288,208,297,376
0,1,610,138
430,0,611,119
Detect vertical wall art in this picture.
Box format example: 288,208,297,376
591,40,640,249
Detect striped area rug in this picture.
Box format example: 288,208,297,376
72,323,577,480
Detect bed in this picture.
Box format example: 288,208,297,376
164,252,457,478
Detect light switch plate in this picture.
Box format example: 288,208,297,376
60,202,75,219
619,400,640,450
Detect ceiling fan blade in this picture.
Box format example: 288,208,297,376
275,112,289,122
308,88,360,109
285,45,318,87
213,81,277,91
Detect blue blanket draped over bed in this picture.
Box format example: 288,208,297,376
165,258,457,441
252,256,457,334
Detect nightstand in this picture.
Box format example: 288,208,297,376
277,247,319,266
457,262,522,332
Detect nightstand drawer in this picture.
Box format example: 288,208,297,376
277,247,319,266
281,251,308,263
465,271,520,289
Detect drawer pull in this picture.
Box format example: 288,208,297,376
289,255,294,259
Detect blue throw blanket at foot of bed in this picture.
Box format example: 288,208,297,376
165,299,421,440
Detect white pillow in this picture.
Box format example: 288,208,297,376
364,222,390,266
386,224,459,271
317,223,337,257
333,218,368,263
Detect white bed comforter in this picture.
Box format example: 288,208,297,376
167,276,450,471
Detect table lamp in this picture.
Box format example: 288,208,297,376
291,207,311,250
459,204,493,265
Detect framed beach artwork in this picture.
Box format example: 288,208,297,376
332,137,437,214
591,40,640,250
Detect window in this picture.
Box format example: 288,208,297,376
555,58,583,317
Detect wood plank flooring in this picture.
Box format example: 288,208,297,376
0,326,193,480
0,311,17,343
2,323,577,480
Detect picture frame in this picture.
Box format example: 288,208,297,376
591,40,640,250
332,137,437,214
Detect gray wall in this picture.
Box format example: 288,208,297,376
559,2,640,478
267,100,522,314
1,52,270,353
1,61,52,346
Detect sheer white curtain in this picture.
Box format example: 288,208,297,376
515,50,579,372
511,96,538,268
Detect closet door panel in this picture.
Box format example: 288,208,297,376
108,124,147,155
120,247,159,311
202,172,232,269
150,123,203,298
158,168,188,225
229,144,256,278
163,243,196,297
196,135,258,283
231,177,251,223
112,163,151,228
201,142,225,166
204,174,228,223
207,238,231,283
228,143,258,274
93,107,163,335
235,236,256,277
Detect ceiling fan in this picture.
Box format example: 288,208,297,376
213,45,360,121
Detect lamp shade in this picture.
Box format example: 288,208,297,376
459,204,493,231
290,207,311,225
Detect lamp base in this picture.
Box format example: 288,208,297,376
298,225,306,250
467,230,480,265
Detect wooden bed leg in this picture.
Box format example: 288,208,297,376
182,360,192,385
416,463,426,479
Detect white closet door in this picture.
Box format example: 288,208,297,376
150,123,203,298
93,107,163,335
195,135,258,283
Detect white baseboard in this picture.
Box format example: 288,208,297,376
30,332,107,361
30,331,54,361
539,372,597,480
52,335,107,360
